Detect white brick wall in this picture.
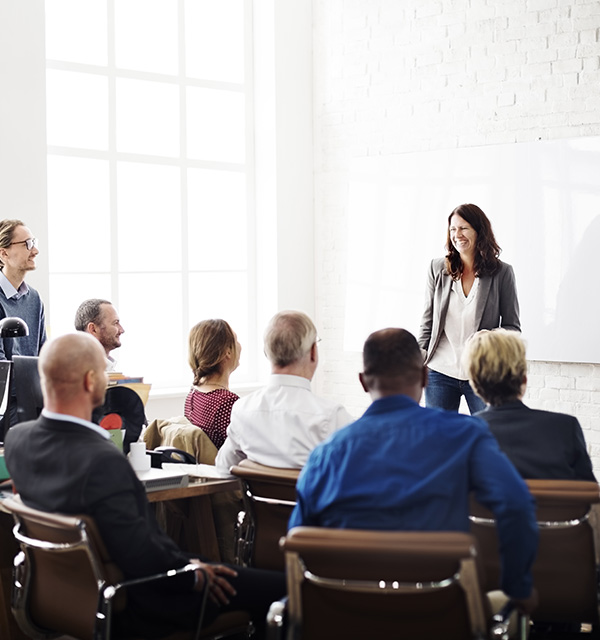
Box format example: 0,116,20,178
312,0,600,475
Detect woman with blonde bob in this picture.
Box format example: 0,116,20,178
463,329,595,481
184,319,241,449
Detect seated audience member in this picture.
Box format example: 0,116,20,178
289,328,538,614
215,310,353,473
464,328,596,481
4,333,285,639
185,319,241,449
75,298,124,372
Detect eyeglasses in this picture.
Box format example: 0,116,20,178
10,238,38,251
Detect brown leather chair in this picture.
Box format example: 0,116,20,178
470,479,600,629
230,460,299,572
267,527,520,640
1,496,251,640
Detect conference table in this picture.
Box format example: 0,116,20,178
0,474,241,640
146,475,241,562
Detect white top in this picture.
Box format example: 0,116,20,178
428,277,479,380
215,373,354,474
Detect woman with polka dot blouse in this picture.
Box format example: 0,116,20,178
184,319,241,449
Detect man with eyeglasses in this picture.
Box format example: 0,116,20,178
215,310,353,474
0,219,47,425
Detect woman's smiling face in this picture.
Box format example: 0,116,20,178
449,214,477,258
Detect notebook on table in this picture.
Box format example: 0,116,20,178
135,467,189,492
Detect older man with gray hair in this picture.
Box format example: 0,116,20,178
215,310,353,474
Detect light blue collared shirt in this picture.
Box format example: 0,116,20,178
41,408,110,440
0,270,29,300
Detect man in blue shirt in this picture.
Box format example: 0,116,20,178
289,327,538,612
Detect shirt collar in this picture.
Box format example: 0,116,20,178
42,408,110,439
267,373,312,390
481,400,526,412
0,270,28,300
363,393,420,416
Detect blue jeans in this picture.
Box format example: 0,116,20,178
425,369,486,414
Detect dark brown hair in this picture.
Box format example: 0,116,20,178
445,204,501,279
188,319,236,386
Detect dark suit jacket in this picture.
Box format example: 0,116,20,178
4,414,285,637
4,415,198,636
476,401,596,481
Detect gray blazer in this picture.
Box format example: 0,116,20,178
418,257,520,365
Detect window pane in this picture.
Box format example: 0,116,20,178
45,0,107,66
117,273,187,388
117,162,181,272
187,169,246,270
49,273,112,338
115,0,178,75
185,0,244,83
187,88,245,163
47,156,111,273
188,272,249,378
46,70,108,150
116,78,180,157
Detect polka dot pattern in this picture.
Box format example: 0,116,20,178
184,388,239,449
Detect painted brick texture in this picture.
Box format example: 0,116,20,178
312,0,600,475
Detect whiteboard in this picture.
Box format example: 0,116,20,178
344,137,600,363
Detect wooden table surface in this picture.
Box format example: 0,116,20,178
146,477,240,502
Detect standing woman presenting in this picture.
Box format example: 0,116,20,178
418,203,520,413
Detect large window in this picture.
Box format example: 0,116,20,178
44,0,256,391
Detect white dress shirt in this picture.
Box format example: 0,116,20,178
215,374,354,474
428,277,479,380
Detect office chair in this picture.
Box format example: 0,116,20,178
143,417,219,465
470,479,600,633
143,417,240,564
230,460,300,572
267,527,522,640
1,496,252,640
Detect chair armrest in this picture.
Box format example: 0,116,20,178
266,597,287,640
102,561,201,601
97,562,202,640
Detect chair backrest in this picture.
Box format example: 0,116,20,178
281,527,492,640
143,417,218,465
93,386,147,455
230,460,299,571
470,479,600,625
1,495,123,640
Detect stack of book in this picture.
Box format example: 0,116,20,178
108,373,151,405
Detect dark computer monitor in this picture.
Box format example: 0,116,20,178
0,360,12,442
12,355,43,424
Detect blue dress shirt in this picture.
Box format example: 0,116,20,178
290,394,538,599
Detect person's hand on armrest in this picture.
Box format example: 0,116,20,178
192,559,238,606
